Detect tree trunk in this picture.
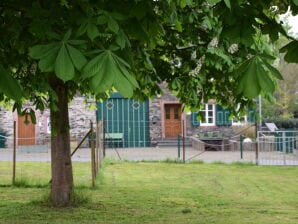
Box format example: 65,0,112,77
49,78,73,207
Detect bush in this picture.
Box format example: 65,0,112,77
263,118,298,129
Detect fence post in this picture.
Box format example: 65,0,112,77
95,121,99,175
90,121,95,187
182,119,185,163
103,118,106,158
255,127,259,165
282,131,286,165
12,121,16,185
177,135,181,159
240,135,244,159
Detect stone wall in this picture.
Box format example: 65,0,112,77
149,83,181,142
149,98,162,144
68,96,96,143
0,107,14,147
0,96,96,148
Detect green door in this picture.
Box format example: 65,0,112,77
96,93,150,147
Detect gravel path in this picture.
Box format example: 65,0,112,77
1,147,297,165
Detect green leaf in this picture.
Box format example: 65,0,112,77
29,109,37,124
38,48,58,72
86,50,138,95
238,57,261,98
256,61,275,93
207,0,221,4
116,29,130,49
259,53,275,61
114,60,138,88
280,40,298,63
175,21,183,32
55,44,75,81
29,43,59,59
97,15,108,25
77,21,88,37
202,16,212,30
67,40,87,45
82,54,106,79
0,66,23,100
108,17,119,33
114,70,134,98
66,44,87,70
88,55,107,89
92,52,115,92
238,55,281,98
223,0,231,9
63,29,72,41
87,24,100,41
111,53,131,68
108,44,120,51
262,60,283,80
243,68,260,98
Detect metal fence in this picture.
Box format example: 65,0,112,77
257,130,298,165
189,135,256,163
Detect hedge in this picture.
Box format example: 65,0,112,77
263,118,298,129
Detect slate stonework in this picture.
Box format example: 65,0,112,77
0,108,14,147
0,97,96,148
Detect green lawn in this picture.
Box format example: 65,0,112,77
0,160,297,224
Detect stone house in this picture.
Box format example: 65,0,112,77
0,85,254,149
0,96,96,148
96,85,255,148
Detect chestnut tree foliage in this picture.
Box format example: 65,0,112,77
0,0,297,206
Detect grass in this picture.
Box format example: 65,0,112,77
0,160,297,223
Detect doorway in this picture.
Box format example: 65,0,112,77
164,104,182,138
18,115,35,145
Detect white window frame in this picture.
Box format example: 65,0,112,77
200,104,216,126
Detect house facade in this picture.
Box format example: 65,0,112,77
0,96,96,148
96,85,255,147
0,85,254,148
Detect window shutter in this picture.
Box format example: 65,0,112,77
216,105,223,126
248,109,255,123
191,112,200,126
216,105,232,126
224,111,232,126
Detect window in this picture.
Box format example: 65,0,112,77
165,106,170,119
174,106,180,120
200,104,216,126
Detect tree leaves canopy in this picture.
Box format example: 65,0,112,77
0,0,297,114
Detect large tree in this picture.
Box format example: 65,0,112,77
0,0,297,206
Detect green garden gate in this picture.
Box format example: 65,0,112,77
275,131,296,153
96,93,150,148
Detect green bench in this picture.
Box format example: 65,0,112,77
102,133,124,148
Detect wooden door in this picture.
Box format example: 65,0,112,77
164,104,182,138
18,115,35,145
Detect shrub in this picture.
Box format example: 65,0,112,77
263,118,298,129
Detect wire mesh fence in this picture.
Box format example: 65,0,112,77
189,135,256,163
0,121,104,186
1,119,297,186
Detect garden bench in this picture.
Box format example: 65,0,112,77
103,133,124,148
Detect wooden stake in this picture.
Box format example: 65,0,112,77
90,121,95,187
12,121,16,185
